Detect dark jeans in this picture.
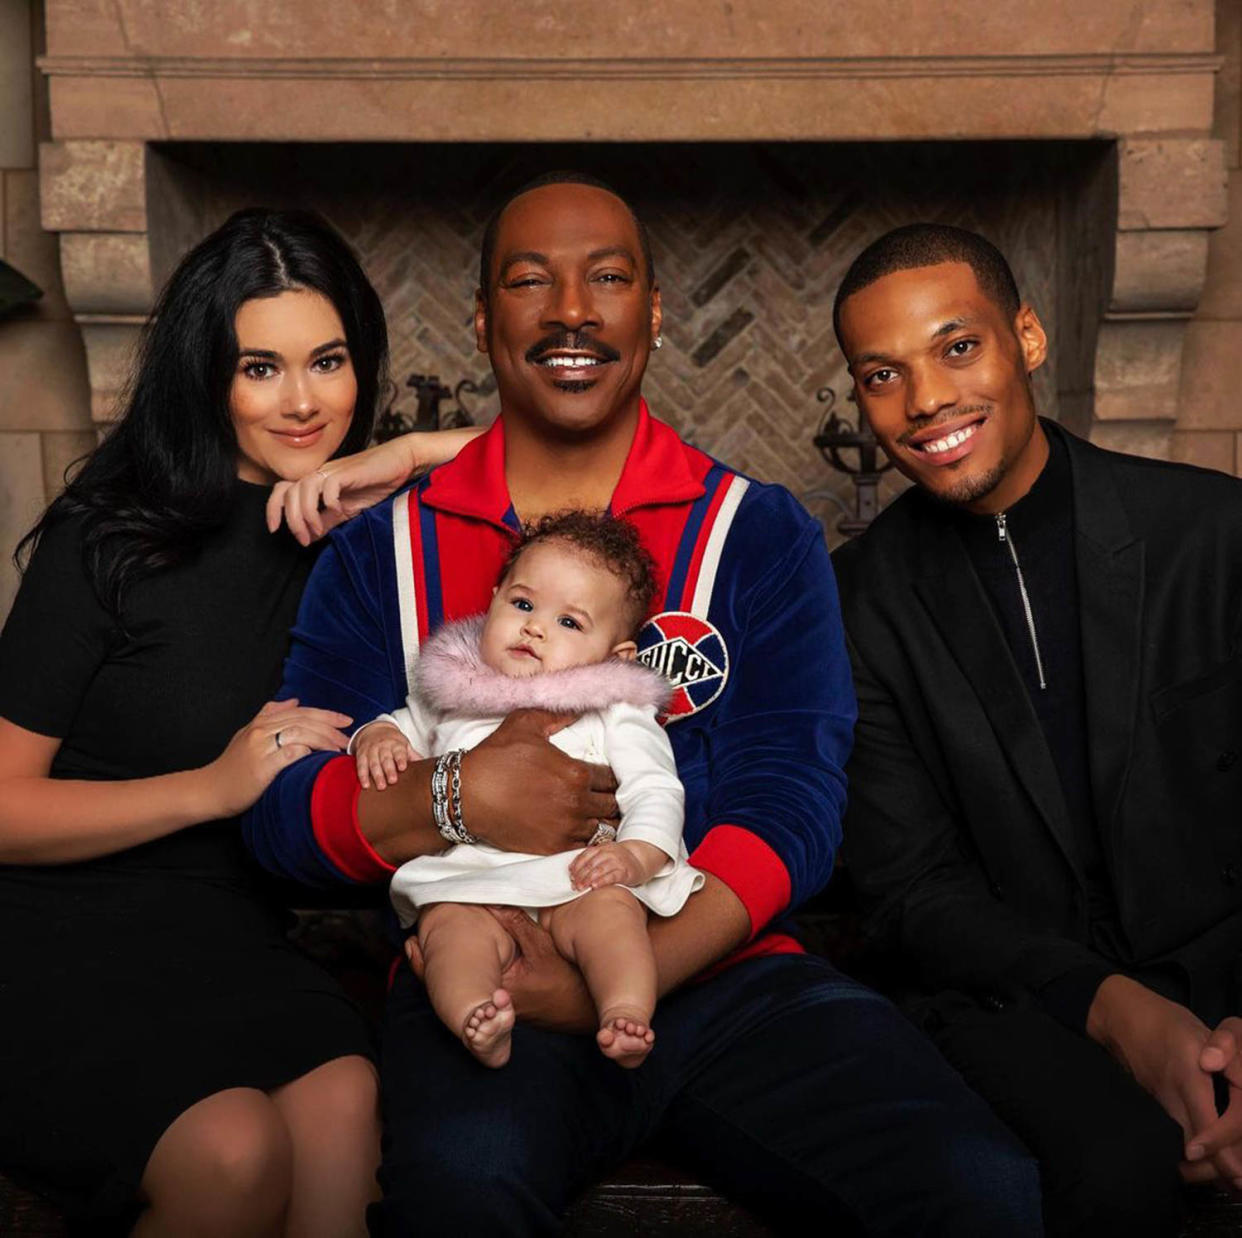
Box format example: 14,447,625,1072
922,994,1187,1237
370,954,1042,1236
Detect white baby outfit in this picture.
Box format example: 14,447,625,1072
374,617,703,928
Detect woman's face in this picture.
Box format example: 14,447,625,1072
229,288,358,484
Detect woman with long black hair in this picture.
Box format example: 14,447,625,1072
0,208,464,1236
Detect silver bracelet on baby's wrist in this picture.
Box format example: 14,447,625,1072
431,749,476,845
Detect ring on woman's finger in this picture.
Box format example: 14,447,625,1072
315,469,329,482
589,822,616,846
274,730,284,750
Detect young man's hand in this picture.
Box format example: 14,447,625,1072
1182,1015,1242,1187
1087,975,1242,1184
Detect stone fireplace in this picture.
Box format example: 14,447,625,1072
35,0,1227,537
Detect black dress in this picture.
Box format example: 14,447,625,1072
0,482,373,1231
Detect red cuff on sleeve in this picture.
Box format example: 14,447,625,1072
311,755,397,884
690,823,791,939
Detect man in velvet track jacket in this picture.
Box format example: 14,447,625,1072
244,177,1041,1235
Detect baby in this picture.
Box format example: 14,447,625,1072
353,511,701,1069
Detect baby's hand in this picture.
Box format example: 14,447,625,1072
570,841,657,891
354,723,418,790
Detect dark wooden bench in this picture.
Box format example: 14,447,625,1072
8,1162,1242,1236
564,1159,775,1236
5,900,1242,1235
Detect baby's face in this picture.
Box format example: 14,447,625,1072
480,540,636,677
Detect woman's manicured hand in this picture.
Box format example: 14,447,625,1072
204,698,352,817
266,428,484,545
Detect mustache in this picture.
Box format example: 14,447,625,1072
896,405,991,447
525,331,622,365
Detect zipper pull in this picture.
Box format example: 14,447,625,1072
996,512,1008,543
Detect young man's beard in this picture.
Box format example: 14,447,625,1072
927,462,1008,509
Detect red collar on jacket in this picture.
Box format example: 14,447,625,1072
420,399,708,531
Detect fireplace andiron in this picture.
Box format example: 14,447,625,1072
810,386,893,538
375,372,479,443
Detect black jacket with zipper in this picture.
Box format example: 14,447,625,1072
833,420,1242,1026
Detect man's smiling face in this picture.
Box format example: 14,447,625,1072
837,260,1049,514
475,181,661,437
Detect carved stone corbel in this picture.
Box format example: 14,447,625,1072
1090,137,1227,458
39,139,151,427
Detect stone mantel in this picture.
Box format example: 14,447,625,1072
35,52,1219,143
35,0,1230,454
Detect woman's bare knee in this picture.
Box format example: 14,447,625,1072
271,1054,379,1132
138,1088,291,1237
270,1057,381,1238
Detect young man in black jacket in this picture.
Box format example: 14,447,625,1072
833,222,1242,1237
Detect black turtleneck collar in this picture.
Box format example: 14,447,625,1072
952,422,1072,554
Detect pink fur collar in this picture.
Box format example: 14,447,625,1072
415,615,670,716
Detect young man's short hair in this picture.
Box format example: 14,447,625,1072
833,223,1021,345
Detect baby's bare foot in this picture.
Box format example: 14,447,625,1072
463,988,514,1068
597,1007,655,1069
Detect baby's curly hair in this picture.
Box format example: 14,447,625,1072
499,510,658,635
